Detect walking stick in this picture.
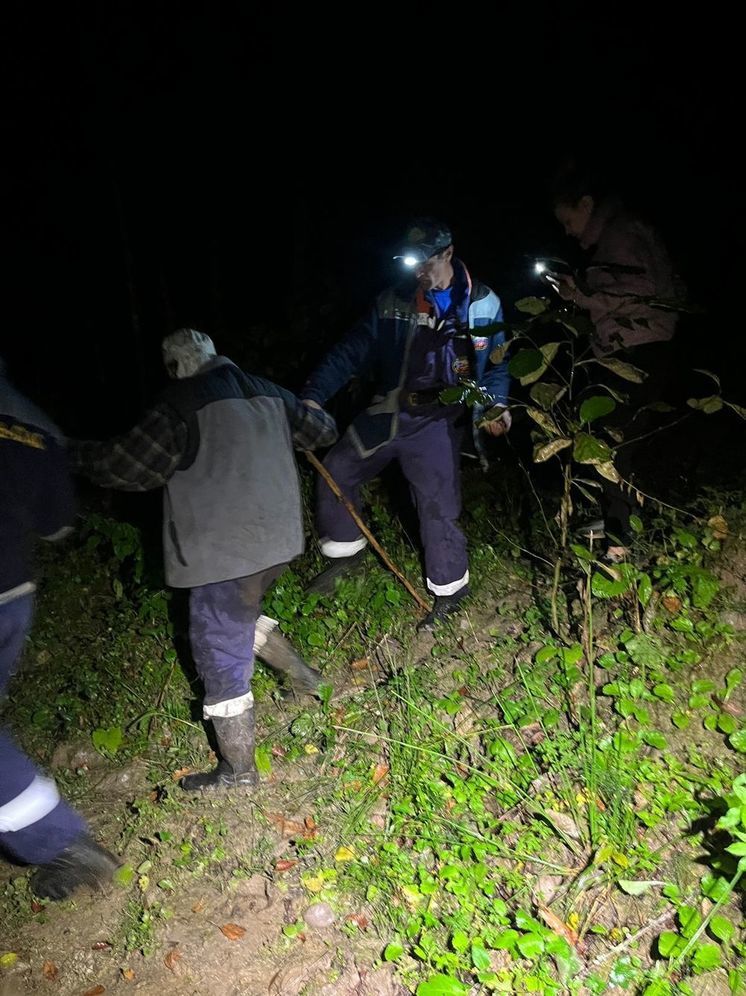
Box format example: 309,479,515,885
304,450,430,614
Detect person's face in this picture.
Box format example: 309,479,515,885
414,245,454,290
554,195,594,240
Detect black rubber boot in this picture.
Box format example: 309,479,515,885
306,548,366,595
181,710,259,793
259,629,323,698
29,832,120,900
417,585,471,633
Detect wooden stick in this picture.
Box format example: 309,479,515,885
304,450,430,614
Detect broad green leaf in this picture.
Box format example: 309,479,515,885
509,348,544,379
383,942,404,961
489,341,509,364
521,341,563,385
717,713,737,735
679,905,702,938
637,573,653,606
573,432,612,465
416,974,468,996
516,932,544,959
492,929,519,950
653,683,674,703
595,357,648,383
92,726,123,755
530,381,566,409
687,395,723,414
658,930,685,958
580,395,616,423
451,930,469,953
114,864,136,887
592,572,630,598
725,668,742,696
471,944,491,970
515,296,549,316
535,645,559,664
709,913,734,943
691,943,721,972
254,744,272,777
729,728,746,753
642,730,667,750
672,710,690,729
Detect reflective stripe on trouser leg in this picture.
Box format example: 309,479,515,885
316,431,394,554
396,412,468,592
0,594,86,863
189,567,284,719
0,731,86,863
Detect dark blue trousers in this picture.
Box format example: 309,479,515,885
0,595,85,864
189,565,284,716
317,411,469,595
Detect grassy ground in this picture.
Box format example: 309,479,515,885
1,464,745,995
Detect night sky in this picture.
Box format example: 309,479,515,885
5,5,744,465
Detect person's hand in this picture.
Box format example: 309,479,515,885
480,409,511,437
544,271,578,301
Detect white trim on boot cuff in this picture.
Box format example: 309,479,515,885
426,570,470,597
319,536,367,558
203,691,254,719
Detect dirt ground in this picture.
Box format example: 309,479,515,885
2,538,745,996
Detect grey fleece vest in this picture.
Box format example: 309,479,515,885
162,358,304,588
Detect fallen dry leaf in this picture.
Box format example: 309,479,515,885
304,815,317,831
30,900,46,913
83,987,106,996
371,762,389,784
171,767,197,782
274,859,299,873
121,968,135,981
345,912,370,930
350,657,370,671
662,594,682,613
271,744,287,757
42,960,58,981
537,905,583,951
268,812,306,836
708,514,729,540
191,897,207,913
219,922,246,941
164,948,181,973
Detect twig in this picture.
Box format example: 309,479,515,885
583,908,675,972
304,450,429,613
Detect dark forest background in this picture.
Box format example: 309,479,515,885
4,4,744,493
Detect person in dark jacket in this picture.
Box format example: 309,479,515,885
0,358,120,899
301,218,511,631
546,171,683,558
69,329,339,793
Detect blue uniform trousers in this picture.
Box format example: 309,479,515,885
317,411,469,595
0,595,85,864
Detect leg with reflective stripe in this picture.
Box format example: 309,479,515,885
0,731,85,864
181,568,282,793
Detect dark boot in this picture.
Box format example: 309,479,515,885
29,832,120,901
417,585,471,633
306,549,367,595
259,629,323,698
181,710,259,793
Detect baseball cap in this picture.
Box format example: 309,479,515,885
393,217,453,266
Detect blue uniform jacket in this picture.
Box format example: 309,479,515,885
301,259,509,457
